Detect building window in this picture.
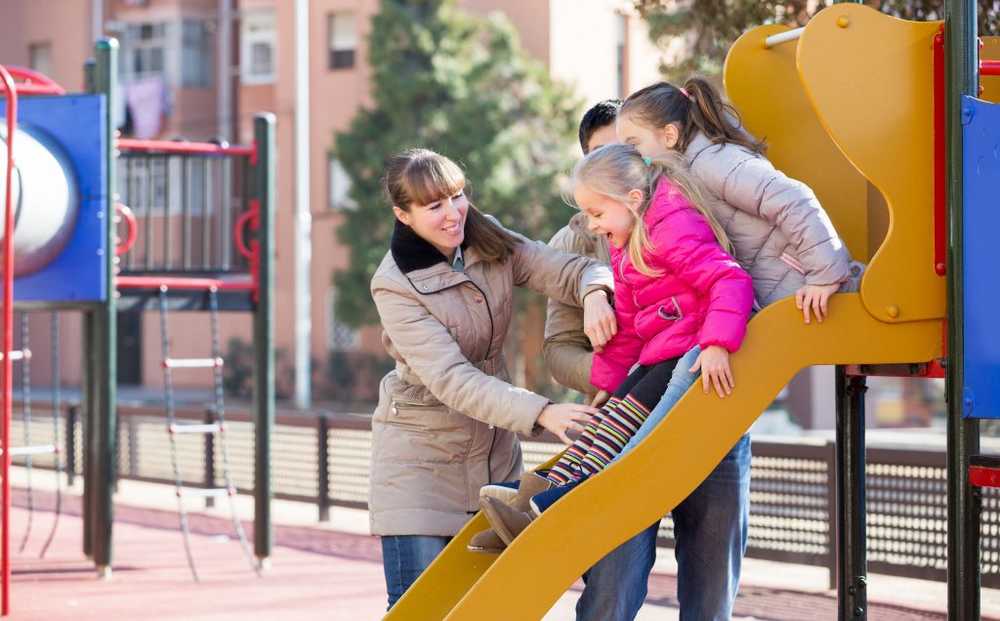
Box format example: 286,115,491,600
241,10,276,85
125,22,168,82
327,12,357,70
28,42,52,76
326,288,360,351
328,157,356,210
181,19,212,88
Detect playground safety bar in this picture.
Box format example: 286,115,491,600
2,445,56,457
0,63,18,618
114,203,137,257
764,27,805,48
0,67,66,97
0,351,29,362
969,455,1000,488
116,138,256,162
162,357,224,369
115,276,255,292
982,60,1000,76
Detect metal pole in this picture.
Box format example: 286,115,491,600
216,0,233,144
91,38,119,579
318,413,330,522
81,313,93,560
253,113,276,566
81,57,96,563
0,64,17,621
831,4,866,619
945,0,980,618
204,408,216,509
293,0,312,409
836,369,868,620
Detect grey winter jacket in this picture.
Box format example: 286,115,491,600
685,132,853,306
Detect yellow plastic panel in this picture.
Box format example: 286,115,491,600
797,5,945,323
983,37,1000,104
386,295,941,620
724,24,870,261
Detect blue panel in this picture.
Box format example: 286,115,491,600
962,95,1000,418
0,94,107,303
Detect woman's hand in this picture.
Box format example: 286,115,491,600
537,403,599,445
794,283,840,324
689,345,734,398
583,289,617,352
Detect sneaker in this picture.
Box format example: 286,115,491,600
529,478,582,515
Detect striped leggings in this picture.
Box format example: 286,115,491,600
547,356,681,485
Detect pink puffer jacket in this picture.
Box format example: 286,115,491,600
590,177,754,393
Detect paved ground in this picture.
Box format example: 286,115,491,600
6,470,998,620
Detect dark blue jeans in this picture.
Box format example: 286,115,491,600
381,534,451,609
576,434,752,621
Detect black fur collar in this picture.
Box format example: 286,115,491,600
390,218,469,274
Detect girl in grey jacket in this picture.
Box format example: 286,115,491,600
617,78,859,322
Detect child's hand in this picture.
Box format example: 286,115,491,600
583,289,617,351
689,345,733,398
795,283,840,324
590,390,610,408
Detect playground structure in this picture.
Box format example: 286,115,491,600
0,40,276,615
0,3,997,621
381,3,1000,620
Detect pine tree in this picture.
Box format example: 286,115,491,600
331,0,580,328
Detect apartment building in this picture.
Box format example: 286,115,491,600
0,0,663,405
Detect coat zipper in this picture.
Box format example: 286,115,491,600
403,272,499,482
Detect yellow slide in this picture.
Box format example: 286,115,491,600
386,6,945,619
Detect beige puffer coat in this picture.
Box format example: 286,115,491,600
542,212,611,396
369,219,613,536
685,132,854,306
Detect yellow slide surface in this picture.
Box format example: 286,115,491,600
386,5,946,619
387,299,939,620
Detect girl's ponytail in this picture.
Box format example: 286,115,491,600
681,77,765,155
621,79,765,155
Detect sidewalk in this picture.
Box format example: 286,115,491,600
8,466,994,620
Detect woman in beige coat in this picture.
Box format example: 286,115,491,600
370,148,616,608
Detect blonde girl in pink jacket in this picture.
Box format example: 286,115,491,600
476,143,754,547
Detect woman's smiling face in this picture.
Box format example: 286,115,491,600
395,188,469,258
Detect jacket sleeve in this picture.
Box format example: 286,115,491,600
504,225,614,307
372,279,549,435
543,225,598,395
698,147,851,287
589,253,644,393
657,211,754,353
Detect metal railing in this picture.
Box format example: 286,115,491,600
10,403,992,588
115,140,255,274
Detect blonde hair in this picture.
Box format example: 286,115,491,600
570,144,731,277
384,148,519,263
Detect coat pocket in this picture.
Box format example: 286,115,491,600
380,400,473,464
656,297,684,322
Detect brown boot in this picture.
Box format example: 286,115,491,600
467,528,505,554
480,496,535,545
480,471,554,512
